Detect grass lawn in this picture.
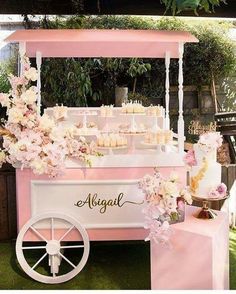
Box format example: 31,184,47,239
0,230,235,290
0,240,150,290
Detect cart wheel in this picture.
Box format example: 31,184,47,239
16,213,89,284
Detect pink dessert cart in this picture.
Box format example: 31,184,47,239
5,29,198,284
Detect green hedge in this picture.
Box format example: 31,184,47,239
34,16,236,107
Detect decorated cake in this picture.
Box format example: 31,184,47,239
97,133,128,148
184,132,227,199
121,101,145,114
147,105,165,117
144,130,173,145
100,105,114,117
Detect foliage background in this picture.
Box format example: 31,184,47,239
29,16,235,108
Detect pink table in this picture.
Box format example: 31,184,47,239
151,205,229,290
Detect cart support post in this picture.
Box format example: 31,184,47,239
165,51,170,130
18,42,26,76
177,42,184,154
36,51,42,115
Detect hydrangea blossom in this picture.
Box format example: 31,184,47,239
0,54,100,176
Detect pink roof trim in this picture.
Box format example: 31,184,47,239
5,29,198,43
5,29,198,58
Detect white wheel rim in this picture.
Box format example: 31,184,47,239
16,213,90,284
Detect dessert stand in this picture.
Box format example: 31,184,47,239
99,115,115,132
97,145,128,155
5,29,198,285
192,194,229,219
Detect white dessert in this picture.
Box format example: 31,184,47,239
190,134,222,198
145,130,173,145
100,105,114,117
53,104,68,121
97,134,128,148
121,100,145,114
76,121,97,129
147,105,165,117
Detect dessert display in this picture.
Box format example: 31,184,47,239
53,104,68,121
76,121,97,129
144,130,173,145
100,105,114,117
185,132,227,199
121,101,145,114
119,123,146,134
97,133,128,148
147,105,165,117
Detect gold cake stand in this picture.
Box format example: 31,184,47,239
192,194,229,220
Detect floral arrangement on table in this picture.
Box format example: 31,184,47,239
184,132,227,199
0,55,100,177
139,169,192,244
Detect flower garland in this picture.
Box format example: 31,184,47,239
0,55,101,177
139,169,192,245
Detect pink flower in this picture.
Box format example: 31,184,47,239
183,149,197,167
208,183,227,198
216,183,227,196
198,132,223,150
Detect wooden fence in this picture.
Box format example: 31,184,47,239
0,164,16,241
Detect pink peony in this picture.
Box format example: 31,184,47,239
216,183,227,196
183,149,197,167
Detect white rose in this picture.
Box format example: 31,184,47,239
163,181,179,197
24,67,38,81
8,107,24,124
30,158,47,175
169,171,179,182
0,93,10,108
39,114,55,132
49,127,64,142
181,189,193,205
21,87,37,105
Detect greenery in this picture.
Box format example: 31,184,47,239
128,92,151,107
29,16,236,108
0,229,236,289
0,57,17,118
0,241,150,290
0,57,17,93
71,0,226,15
161,0,226,15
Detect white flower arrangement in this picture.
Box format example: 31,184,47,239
0,55,101,177
139,169,192,245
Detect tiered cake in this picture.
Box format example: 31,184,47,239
187,132,227,199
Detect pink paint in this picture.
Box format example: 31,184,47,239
16,166,186,240
5,29,198,58
23,228,147,242
151,205,229,290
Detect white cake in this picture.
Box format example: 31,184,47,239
190,144,221,197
